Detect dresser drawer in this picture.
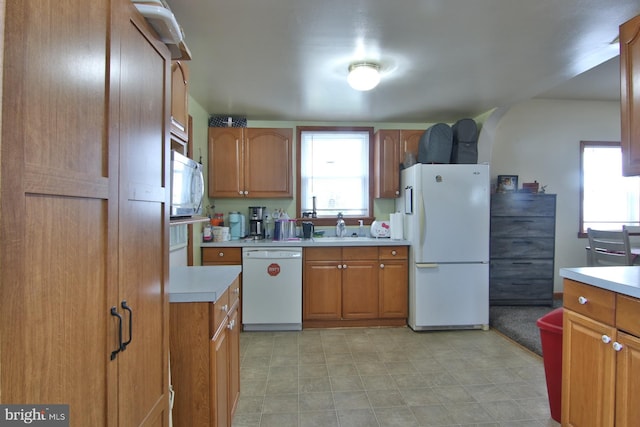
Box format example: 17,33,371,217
491,216,555,238
202,247,242,265
563,279,615,326
491,193,556,217
490,237,554,258
616,294,640,337
490,278,553,301
490,259,554,279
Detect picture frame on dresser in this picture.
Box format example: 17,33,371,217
497,175,518,192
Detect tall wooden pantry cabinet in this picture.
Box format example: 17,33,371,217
0,0,171,425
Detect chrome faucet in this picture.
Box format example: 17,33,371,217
336,212,347,237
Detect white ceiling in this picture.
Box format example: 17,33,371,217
165,0,640,123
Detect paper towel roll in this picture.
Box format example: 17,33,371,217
390,213,403,240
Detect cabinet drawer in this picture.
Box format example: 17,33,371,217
490,259,553,279
490,217,555,238
343,246,378,260
563,279,615,325
304,247,341,261
491,194,556,217
202,247,242,265
378,246,408,260
211,288,230,336
229,276,241,309
617,294,640,336
490,237,554,258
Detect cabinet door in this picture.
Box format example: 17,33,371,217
244,128,293,197
342,261,379,319
303,261,342,320
621,15,640,176
228,307,241,420
379,261,408,318
562,310,616,427
401,130,424,160
212,326,230,427
0,0,115,425
615,331,640,427
374,130,401,198
170,61,189,140
208,127,244,197
117,3,170,425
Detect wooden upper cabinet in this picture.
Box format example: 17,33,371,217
171,61,189,140
374,129,424,198
620,15,640,176
209,127,244,197
208,127,293,198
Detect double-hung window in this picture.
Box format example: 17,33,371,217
297,127,373,220
580,140,640,234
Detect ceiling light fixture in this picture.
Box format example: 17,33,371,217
347,62,380,91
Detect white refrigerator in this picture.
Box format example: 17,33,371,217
396,163,490,330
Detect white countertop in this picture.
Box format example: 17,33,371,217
169,265,241,303
201,237,410,248
560,266,640,298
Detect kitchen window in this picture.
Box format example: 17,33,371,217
580,140,640,235
297,126,373,223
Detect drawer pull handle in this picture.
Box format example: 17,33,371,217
218,252,224,257
227,319,235,330
380,263,385,269
233,288,240,294
613,342,624,352
602,335,612,344
221,304,228,312
578,296,588,305
391,250,397,256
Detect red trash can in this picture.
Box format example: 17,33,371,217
536,307,563,423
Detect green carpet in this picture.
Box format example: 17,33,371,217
489,301,563,356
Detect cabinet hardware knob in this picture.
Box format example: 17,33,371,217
219,252,224,257
244,191,249,195
602,335,612,344
337,264,342,269
233,288,239,294
227,319,235,330
380,264,385,269
221,304,228,312
238,191,243,195
343,264,347,269
391,250,397,256
613,342,624,352
578,296,588,305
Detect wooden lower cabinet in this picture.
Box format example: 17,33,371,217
303,246,408,327
562,279,640,427
170,277,241,427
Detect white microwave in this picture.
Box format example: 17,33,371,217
170,150,204,218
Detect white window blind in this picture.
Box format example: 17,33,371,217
300,130,369,217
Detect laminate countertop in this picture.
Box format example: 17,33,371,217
560,266,640,298
201,237,409,248
169,265,241,303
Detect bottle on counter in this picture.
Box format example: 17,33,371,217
203,223,213,242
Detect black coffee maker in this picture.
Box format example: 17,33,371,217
248,206,266,239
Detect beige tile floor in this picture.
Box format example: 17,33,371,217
232,327,562,427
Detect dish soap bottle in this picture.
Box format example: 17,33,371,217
336,212,347,237
358,220,365,237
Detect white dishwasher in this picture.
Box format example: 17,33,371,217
242,247,302,331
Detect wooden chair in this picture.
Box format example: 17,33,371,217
586,228,634,266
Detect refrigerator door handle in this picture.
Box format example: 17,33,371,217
416,263,438,268
417,185,426,256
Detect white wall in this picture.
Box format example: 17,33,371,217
481,98,621,292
